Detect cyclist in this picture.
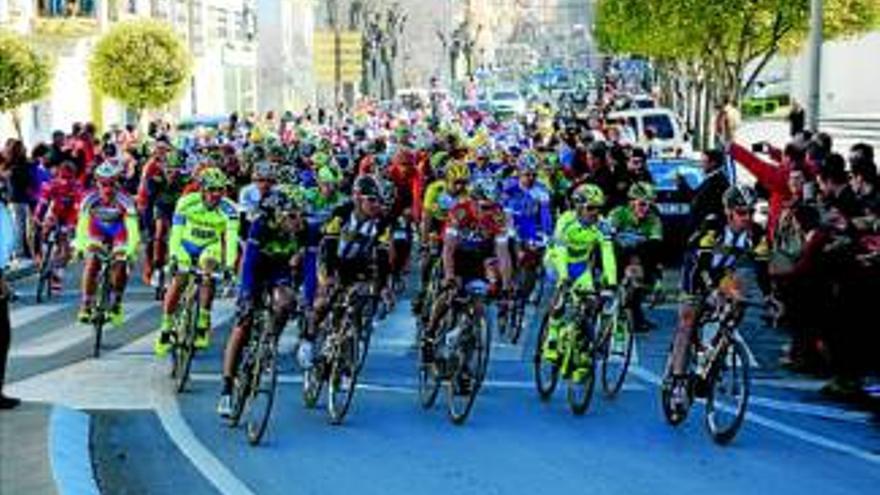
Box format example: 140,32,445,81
297,175,389,368
137,139,172,284
302,164,346,306
34,162,82,292
74,163,140,325
217,186,307,417
420,178,511,392
154,168,240,356
608,181,664,331
139,151,190,287
413,160,471,314
542,183,618,380
668,185,762,410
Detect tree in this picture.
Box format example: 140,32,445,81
0,30,52,139
89,19,191,123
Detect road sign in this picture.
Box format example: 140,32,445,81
313,29,363,84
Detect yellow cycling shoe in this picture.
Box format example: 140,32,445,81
109,304,124,327
194,329,211,350
154,331,173,357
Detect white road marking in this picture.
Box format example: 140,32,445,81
628,365,880,466
748,396,874,425
11,302,67,328
11,302,157,358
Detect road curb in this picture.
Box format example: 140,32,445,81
48,406,101,495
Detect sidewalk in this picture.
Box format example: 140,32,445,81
0,402,58,495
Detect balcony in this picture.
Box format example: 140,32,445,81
33,1,99,38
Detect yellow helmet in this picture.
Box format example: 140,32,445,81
445,161,471,186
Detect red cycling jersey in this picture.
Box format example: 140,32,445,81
36,179,82,227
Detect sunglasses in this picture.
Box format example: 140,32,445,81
362,195,380,204
732,208,751,217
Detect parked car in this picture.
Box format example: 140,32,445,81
607,107,692,157
490,89,527,116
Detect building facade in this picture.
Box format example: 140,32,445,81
0,0,259,143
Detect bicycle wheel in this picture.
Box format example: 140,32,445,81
301,360,324,409
245,329,279,445
704,338,750,445
174,301,198,393
228,345,254,427
416,321,441,409
35,238,55,303
601,307,635,398
92,272,110,358
566,326,596,416
327,325,358,425
355,300,372,374
446,315,484,425
533,311,559,401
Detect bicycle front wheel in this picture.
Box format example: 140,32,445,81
601,308,635,398
174,305,198,393
245,334,279,446
446,315,487,425
533,312,559,401
327,330,358,425
36,239,55,303
704,338,750,445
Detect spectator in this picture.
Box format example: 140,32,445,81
48,130,72,166
849,143,879,218
3,139,34,260
678,148,730,234
818,153,860,220
729,140,810,241
0,165,16,410
714,98,741,147
788,101,805,137
770,204,828,373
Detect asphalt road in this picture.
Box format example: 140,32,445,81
5,264,880,495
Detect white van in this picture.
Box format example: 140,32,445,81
607,108,691,157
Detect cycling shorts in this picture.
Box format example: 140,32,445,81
84,219,129,255
174,239,223,270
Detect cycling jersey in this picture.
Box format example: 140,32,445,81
445,199,508,282
36,179,82,227
547,210,617,290
502,181,553,244
169,192,240,270
239,214,306,298
680,217,763,297
320,202,390,283
74,190,140,257
608,205,663,243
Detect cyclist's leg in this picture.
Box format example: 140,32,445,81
141,205,156,285
78,221,109,320
671,301,697,375
153,215,171,283
194,243,223,346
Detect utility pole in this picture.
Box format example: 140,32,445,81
807,0,823,131
187,0,198,115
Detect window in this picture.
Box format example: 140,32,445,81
643,114,676,140
38,0,96,17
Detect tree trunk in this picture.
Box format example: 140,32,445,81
693,79,703,150
10,109,22,141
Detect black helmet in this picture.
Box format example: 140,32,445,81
723,185,757,210
353,174,381,198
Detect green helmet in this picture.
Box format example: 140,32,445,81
317,165,342,185
166,151,186,170
628,181,656,201
312,151,331,168
572,183,605,208
199,167,229,190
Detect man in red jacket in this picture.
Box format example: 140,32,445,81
728,141,812,241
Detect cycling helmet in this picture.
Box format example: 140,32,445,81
166,151,186,170
517,152,539,174
353,174,381,198
572,183,605,208
628,181,656,201
445,161,471,185
200,167,229,190
252,161,277,181
94,162,120,182
260,187,301,217
316,165,342,185
475,145,492,160
722,184,757,210
470,179,498,202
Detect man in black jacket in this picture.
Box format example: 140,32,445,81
679,148,730,235
0,269,19,410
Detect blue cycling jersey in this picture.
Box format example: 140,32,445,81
502,180,553,244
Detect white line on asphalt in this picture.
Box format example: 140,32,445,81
188,372,648,393
11,302,67,328
748,396,874,425
627,365,880,466
752,378,826,392
11,302,158,358
155,375,257,495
